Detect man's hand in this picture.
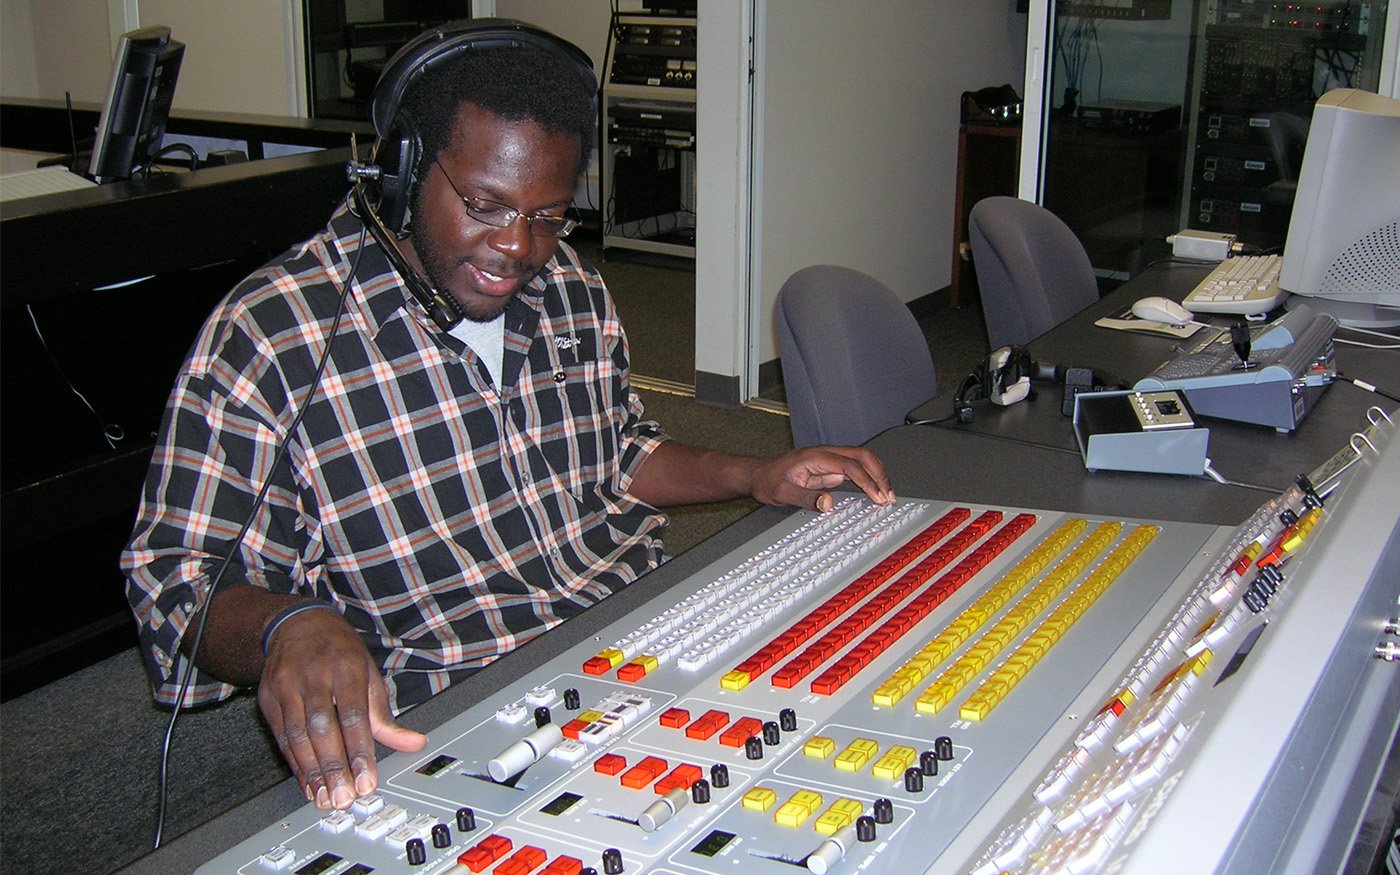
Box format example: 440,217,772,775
256,608,426,810
628,441,894,512
747,445,894,511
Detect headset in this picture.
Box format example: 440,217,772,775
953,345,1124,423
345,18,598,332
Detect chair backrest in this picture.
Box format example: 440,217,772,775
968,195,1100,349
775,265,937,448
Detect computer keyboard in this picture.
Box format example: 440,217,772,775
1181,254,1285,316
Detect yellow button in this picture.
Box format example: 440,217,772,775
598,648,625,667
834,739,878,772
814,798,865,835
720,670,751,691
871,745,917,780
915,683,956,714
775,800,812,827
743,786,778,812
804,736,836,759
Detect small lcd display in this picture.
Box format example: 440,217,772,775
416,754,457,776
540,791,584,816
691,829,737,857
294,853,343,875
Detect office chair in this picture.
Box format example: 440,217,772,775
775,265,937,448
968,196,1100,349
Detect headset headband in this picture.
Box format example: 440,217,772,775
371,18,596,141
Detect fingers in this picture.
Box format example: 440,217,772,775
368,672,428,756
812,446,894,506
261,663,377,810
258,613,402,810
756,446,895,511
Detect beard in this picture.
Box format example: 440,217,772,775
405,187,539,324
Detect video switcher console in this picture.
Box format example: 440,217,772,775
194,416,1398,875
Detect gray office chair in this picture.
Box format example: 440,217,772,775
775,265,937,448
968,196,1100,349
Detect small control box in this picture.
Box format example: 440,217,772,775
1073,389,1210,475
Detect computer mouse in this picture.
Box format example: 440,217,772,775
1131,296,1194,325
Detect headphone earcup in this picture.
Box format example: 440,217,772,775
374,116,421,237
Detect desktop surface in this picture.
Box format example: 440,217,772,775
908,261,1393,495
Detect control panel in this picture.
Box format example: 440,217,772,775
194,414,1399,874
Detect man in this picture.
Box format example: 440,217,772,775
122,25,893,815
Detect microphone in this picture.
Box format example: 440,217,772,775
347,134,465,333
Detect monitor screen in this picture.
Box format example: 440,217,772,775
88,25,185,184
1278,88,1400,328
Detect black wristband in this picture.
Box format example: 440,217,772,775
260,601,340,656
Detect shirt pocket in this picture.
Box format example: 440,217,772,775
524,356,618,502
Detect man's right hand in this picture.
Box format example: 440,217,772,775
256,607,427,809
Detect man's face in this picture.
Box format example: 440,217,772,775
406,102,581,322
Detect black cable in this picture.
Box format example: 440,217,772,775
25,305,125,448
152,211,369,850
1334,373,1400,404
144,142,199,175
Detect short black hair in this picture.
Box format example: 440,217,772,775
401,45,596,185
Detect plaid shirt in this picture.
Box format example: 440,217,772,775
122,203,669,711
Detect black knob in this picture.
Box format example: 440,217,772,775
856,815,878,842
431,823,451,848
711,763,730,788
920,750,939,776
691,778,711,804
873,797,894,824
745,736,764,760
935,736,954,761
563,688,581,710
406,838,427,866
602,847,624,874
456,806,477,832
762,720,781,745
904,767,924,793
779,707,798,732
534,706,552,727
581,870,598,875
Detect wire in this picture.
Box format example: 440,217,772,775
1202,459,1279,494
25,305,125,449
152,213,369,850
1335,337,1400,350
1333,373,1400,404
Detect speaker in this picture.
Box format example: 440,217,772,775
364,18,597,237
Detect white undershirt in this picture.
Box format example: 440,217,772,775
447,311,507,386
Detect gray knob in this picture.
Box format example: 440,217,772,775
806,824,857,874
638,787,689,832
488,723,564,782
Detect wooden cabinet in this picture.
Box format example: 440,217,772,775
950,123,1020,307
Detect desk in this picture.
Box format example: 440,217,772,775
1,104,363,696
909,261,1395,496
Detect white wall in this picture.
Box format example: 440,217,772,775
138,0,303,116
0,0,301,115
748,0,1027,367
0,0,111,102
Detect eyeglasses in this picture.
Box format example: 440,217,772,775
433,159,579,239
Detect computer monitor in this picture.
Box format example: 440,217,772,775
88,25,185,184
1278,88,1400,328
